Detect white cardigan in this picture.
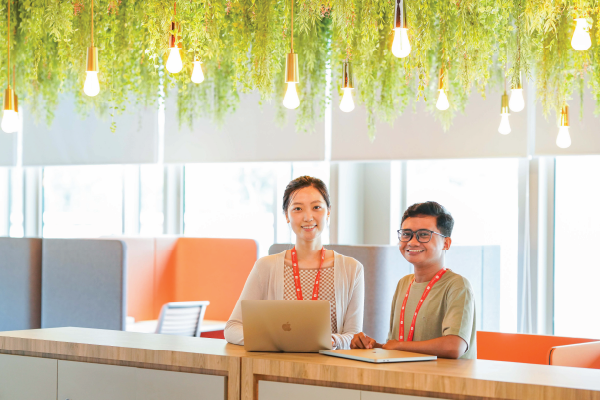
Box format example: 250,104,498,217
225,250,364,350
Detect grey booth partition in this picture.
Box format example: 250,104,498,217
0,238,43,331
269,244,500,343
41,239,127,330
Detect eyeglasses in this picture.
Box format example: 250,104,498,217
397,229,447,243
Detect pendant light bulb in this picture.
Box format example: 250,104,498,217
84,71,100,97
191,61,204,83
84,0,100,96
283,82,300,109
498,92,511,135
509,88,525,112
340,88,355,112
166,47,183,74
557,105,571,148
1,109,17,133
436,89,449,111
392,0,410,58
556,126,571,148
392,28,411,58
436,68,449,110
340,61,355,112
571,18,592,51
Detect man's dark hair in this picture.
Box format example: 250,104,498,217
401,201,454,237
282,176,331,214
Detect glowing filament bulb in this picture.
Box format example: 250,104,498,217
191,61,205,83
556,126,572,148
83,71,100,97
571,18,592,51
498,113,511,135
509,88,525,112
166,47,183,74
436,89,449,111
283,82,300,109
1,109,18,133
340,88,355,112
392,28,411,58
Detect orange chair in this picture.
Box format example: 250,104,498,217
550,341,600,369
477,331,599,365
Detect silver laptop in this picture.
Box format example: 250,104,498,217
319,348,437,363
242,300,332,352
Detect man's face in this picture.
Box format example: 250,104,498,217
399,215,451,268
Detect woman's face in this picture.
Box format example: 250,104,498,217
286,186,330,243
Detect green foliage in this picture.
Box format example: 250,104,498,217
4,0,600,137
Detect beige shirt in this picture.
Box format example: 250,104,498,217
387,269,477,359
284,265,338,333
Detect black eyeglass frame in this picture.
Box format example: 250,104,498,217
397,229,447,243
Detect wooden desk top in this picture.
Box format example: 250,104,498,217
243,352,600,400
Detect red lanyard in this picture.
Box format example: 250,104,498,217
399,268,447,341
290,247,326,300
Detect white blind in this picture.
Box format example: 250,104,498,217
534,87,600,156
23,97,158,166
164,93,325,163
0,129,16,166
331,87,529,161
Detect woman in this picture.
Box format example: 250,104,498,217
225,176,364,349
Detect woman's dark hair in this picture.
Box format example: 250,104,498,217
282,176,331,214
401,201,454,237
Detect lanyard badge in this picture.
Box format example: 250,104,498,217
290,247,326,300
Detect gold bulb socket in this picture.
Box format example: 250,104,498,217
501,93,509,114
438,68,446,91
342,62,354,89
512,71,523,90
86,46,99,72
394,0,408,29
285,52,299,83
170,22,182,49
560,105,569,127
13,92,18,113
3,87,15,112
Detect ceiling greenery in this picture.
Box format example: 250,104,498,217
3,0,599,138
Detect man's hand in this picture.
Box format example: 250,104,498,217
350,332,380,349
382,340,402,350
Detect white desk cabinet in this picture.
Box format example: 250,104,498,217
0,354,58,400
258,381,360,400
137,367,225,400
58,360,137,400
58,359,225,400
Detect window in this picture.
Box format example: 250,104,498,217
42,165,124,237
140,164,164,235
0,168,9,236
184,163,280,257
554,156,600,339
9,167,23,237
406,158,519,332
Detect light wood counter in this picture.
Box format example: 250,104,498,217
1,328,600,400
241,351,600,400
0,327,246,400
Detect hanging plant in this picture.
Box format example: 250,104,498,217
3,0,600,139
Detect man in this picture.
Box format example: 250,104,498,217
351,201,476,359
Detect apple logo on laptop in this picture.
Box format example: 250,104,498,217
282,322,291,332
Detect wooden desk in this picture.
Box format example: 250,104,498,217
1,328,600,400
241,352,600,400
0,327,245,400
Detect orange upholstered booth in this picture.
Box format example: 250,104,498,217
477,331,599,365
121,237,258,335
550,341,600,369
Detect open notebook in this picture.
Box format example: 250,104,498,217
320,348,437,363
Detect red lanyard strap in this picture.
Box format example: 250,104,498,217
290,247,326,300
399,268,447,341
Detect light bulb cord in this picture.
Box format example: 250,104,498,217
91,0,94,46
7,0,10,87
290,0,294,53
